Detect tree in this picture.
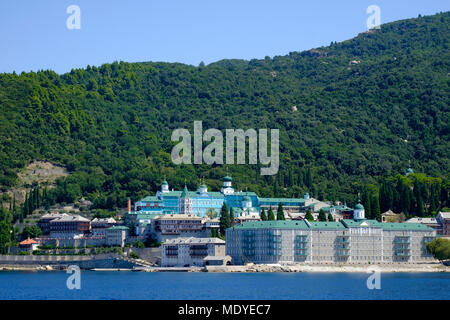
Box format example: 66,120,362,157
371,194,381,221
327,213,334,222
206,208,217,219
210,228,219,238
0,207,12,254
379,181,393,212
305,210,314,221
260,209,267,221
267,207,275,221
426,238,450,262
133,240,145,248
276,203,285,220
144,234,160,247
219,203,230,236
229,207,235,226
21,226,42,239
0,221,11,254
318,209,327,221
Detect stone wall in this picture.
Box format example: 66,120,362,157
0,254,137,269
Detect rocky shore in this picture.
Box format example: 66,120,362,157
2,262,448,273
204,263,449,273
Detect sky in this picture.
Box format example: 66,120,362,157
0,0,448,74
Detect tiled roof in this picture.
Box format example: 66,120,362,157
19,238,38,245
342,219,383,228
438,212,450,219
140,196,162,202
161,191,225,199
258,198,306,203
381,222,433,231
229,219,432,231
164,237,225,245
405,217,438,224
230,220,310,230
91,217,116,223
108,226,129,230
308,221,347,230
49,215,90,223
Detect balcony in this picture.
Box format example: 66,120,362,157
267,243,282,249
336,249,350,257
295,249,308,256
267,250,282,257
267,237,282,243
242,249,255,257
295,236,308,243
336,237,351,244
241,243,255,250
395,251,411,257
190,250,208,257
394,239,410,244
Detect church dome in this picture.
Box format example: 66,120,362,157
354,203,364,210
222,175,232,182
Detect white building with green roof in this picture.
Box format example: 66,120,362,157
226,218,436,265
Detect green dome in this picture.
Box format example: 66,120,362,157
242,196,251,202
200,184,207,189
162,180,168,185
354,203,364,210
222,175,232,182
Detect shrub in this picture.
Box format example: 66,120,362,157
129,251,140,259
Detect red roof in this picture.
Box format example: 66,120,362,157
19,238,38,245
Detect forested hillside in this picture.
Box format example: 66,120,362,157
0,12,448,213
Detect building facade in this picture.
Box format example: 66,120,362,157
226,203,436,265
161,237,226,267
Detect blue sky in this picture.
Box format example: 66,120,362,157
0,0,448,74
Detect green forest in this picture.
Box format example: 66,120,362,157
0,12,449,223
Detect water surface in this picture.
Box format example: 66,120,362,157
0,271,448,300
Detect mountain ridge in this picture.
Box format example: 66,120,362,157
0,12,448,209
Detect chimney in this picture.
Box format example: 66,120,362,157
127,198,131,213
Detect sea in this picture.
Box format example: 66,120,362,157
0,271,449,300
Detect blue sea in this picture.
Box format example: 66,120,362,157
0,271,449,300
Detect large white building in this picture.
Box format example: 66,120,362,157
226,203,436,264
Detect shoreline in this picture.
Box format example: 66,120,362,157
1,263,448,273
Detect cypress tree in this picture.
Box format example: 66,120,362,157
305,210,314,221
268,207,275,221
318,209,327,221
361,191,372,219
417,195,425,217
305,168,312,188
260,209,267,221
219,203,230,236
372,194,381,221
380,181,393,212
12,195,16,215
23,192,29,217
327,213,334,222
276,203,285,220
229,207,235,226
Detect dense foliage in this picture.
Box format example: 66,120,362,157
0,13,448,214
426,238,450,261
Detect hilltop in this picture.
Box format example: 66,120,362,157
0,12,448,210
